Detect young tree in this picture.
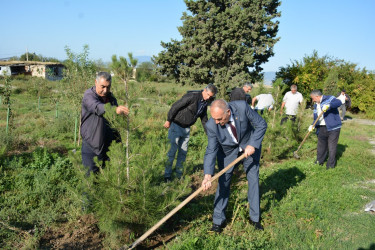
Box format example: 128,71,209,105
154,0,281,96
136,61,154,82
1,73,13,135
110,53,137,180
323,69,339,96
62,45,97,146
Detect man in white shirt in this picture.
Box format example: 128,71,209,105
280,85,303,124
251,93,275,115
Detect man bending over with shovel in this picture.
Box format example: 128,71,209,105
201,99,267,232
309,90,342,169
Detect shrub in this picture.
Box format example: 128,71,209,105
0,148,79,227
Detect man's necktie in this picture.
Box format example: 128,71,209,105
229,122,238,141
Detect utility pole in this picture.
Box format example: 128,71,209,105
26,47,29,61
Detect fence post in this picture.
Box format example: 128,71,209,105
38,96,41,112
6,107,10,134
55,102,59,118
74,115,78,145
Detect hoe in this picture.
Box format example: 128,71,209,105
120,154,246,250
293,111,324,159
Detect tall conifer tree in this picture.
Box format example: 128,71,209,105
154,0,280,95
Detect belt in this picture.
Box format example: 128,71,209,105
316,125,326,128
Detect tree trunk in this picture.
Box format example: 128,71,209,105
77,113,82,147
124,78,130,181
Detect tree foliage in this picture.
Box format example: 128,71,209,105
154,0,281,96
10,52,60,62
61,45,97,145
276,51,375,117
62,45,97,114
136,61,159,82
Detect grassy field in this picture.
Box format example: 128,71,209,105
0,76,374,249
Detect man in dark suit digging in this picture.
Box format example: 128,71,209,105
201,99,267,232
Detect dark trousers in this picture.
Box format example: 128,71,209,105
280,115,296,125
317,127,341,168
213,150,260,225
81,141,108,176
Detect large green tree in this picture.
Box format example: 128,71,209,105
154,0,280,96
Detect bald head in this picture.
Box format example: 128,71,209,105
211,99,229,111
210,99,231,126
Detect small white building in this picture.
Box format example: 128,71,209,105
0,65,11,76
0,61,64,80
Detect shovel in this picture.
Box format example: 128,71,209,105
121,153,246,250
293,111,324,159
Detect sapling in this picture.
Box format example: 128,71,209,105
110,53,138,180
62,45,97,146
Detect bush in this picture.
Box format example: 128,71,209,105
0,148,79,227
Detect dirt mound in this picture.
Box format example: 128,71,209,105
39,214,103,249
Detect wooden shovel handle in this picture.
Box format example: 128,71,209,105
123,153,247,250
295,111,324,153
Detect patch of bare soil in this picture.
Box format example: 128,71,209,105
39,214,103,249
344,118,375,126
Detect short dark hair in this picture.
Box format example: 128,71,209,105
205,84,218,95
96,72,112,83
310,89,322,96
341,89,346,93
243,83,253,89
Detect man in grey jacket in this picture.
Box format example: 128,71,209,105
201,99,267,232
80,72,128,176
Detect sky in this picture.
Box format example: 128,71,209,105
1,0,374,72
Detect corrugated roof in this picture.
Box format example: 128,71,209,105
0,61,63,66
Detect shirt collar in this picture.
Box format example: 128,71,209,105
229,113,235,123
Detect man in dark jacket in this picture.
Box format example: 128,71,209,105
81,72,129,176
229,82,252,104
309,90,342,169
163,84,217,181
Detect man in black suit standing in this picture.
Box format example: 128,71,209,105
201,99,267,232
229,82,253,105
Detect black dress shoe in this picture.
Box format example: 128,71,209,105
314,161,323,166
250,220,264,231
164,177,172,183
208,223,223,233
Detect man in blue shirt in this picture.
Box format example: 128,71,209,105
309,90,342,169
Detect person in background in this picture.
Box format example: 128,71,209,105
251,93,275,115
230,82,253,105
201,99,267,233
280,84,303,124
163,84,217,182
309,90,342,170
80,72,129,176
336,89,351,121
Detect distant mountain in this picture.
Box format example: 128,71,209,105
263,71,276,85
